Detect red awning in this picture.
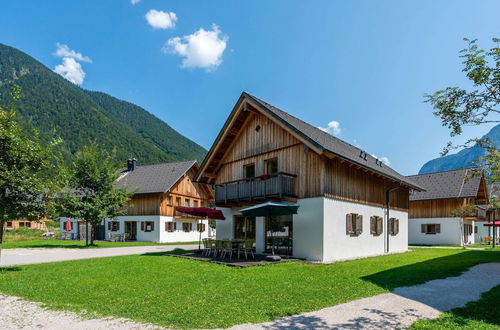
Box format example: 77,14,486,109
65,218,73,231
175,207,226,220
483,221,500,227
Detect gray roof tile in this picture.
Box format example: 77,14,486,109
408,168,483,201
116,160,196,194
244,92,422,190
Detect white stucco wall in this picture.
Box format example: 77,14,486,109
475,221,494,243
408,217,469,246
293,197,324,262
322,197,408,262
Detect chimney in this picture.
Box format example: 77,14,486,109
127,158,137,171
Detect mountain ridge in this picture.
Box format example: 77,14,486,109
0,43,207,165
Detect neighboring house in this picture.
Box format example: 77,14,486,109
407,168,489,246
194,92,422,263
60,160,214,243
481,183,500,242
5,220,46,230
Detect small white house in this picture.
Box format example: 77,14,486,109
60,160,214,243
407,168,489,246
194,92,423,262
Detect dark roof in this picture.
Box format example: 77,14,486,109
116,160,196,194
243,92,422,190
407,168,483,201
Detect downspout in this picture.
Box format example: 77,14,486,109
386,183,402,254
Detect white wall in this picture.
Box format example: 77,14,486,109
408,217,463,245
105,216,209,243
293,197,324,262
322,197,408,263
216,207,235,240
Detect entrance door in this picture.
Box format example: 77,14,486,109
265,215,293,256
125,221,137,240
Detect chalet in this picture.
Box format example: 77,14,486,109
194,92,423,262
60,160,214,243
407,168,489,246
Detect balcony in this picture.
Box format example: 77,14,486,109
174,209,205,220
215,172,296,204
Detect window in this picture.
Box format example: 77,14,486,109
6,222,12,228
141,221,154,232
19,222,25,227
185,199,190,207
197,223,206,232
370,216,383,236
346,213,362,236
107,221,120,232
389,218,399,235
244,164,255,178
176,197,181,206
474,226,478,234
166,195,173,205
165,222,176,232
182,222,192,232
421,223,440,235
193,200,198,208
265,158,278,176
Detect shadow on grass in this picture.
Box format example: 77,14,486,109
363,250,500,291
141,248,191,257
0,266,22,273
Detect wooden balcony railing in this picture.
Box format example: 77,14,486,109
174,209,205,220
215,172,296,204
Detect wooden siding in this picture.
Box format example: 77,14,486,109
125,193,161,216
323,157,409,210
216,113,323,199
215,111,409,210
409,198,472,218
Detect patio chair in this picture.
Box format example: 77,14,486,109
238,240,255,260
202,238,210,256
220,240,234,259
214,239,223,257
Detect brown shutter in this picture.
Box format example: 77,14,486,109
141,221,145,231
151,222,154,231
346,214,353,235
394,219,399,235
356,215,363,235
173,222,177,230
421,224,426,233
377,217,383,235
370,216,376,234
165,222,168,231
436,223,441,233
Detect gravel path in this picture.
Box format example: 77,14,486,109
0,244,197,267
0,294,166,330
231,262,500,329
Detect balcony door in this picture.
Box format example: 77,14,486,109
234,216,256,240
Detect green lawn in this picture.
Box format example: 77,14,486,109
0,248,498,329
2,239,198,249
410,285,500,329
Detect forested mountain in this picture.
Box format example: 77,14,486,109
419,124,500,175
0,43,206,165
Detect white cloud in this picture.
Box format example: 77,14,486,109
163,24,228,71
145,9,177,29
318,121,341,136
131,0,140,4
54,43,92,63
371,154,391,166
54,57,86,85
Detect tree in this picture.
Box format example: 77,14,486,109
0,86,60,263
451,204,478,248
425,38,499,182
57,143,132,246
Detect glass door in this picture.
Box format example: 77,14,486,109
265,215,293,255
233,216,256,240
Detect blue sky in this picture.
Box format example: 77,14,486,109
1,0,498,175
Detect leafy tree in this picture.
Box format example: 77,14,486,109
451,204,479,248
0,86,61,263
425,38,499,182
57,143,132,246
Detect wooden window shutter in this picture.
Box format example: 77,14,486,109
116,222,120,231
436,224,441,233
141,221,145,231
356,215,363,235
394,219,399,235
377,217,383,235
151,222,154,231
107,222,111,230
173,222,177,231
346,214,353,235
165,222,169,232
370,216,376,235
421,224,426,233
